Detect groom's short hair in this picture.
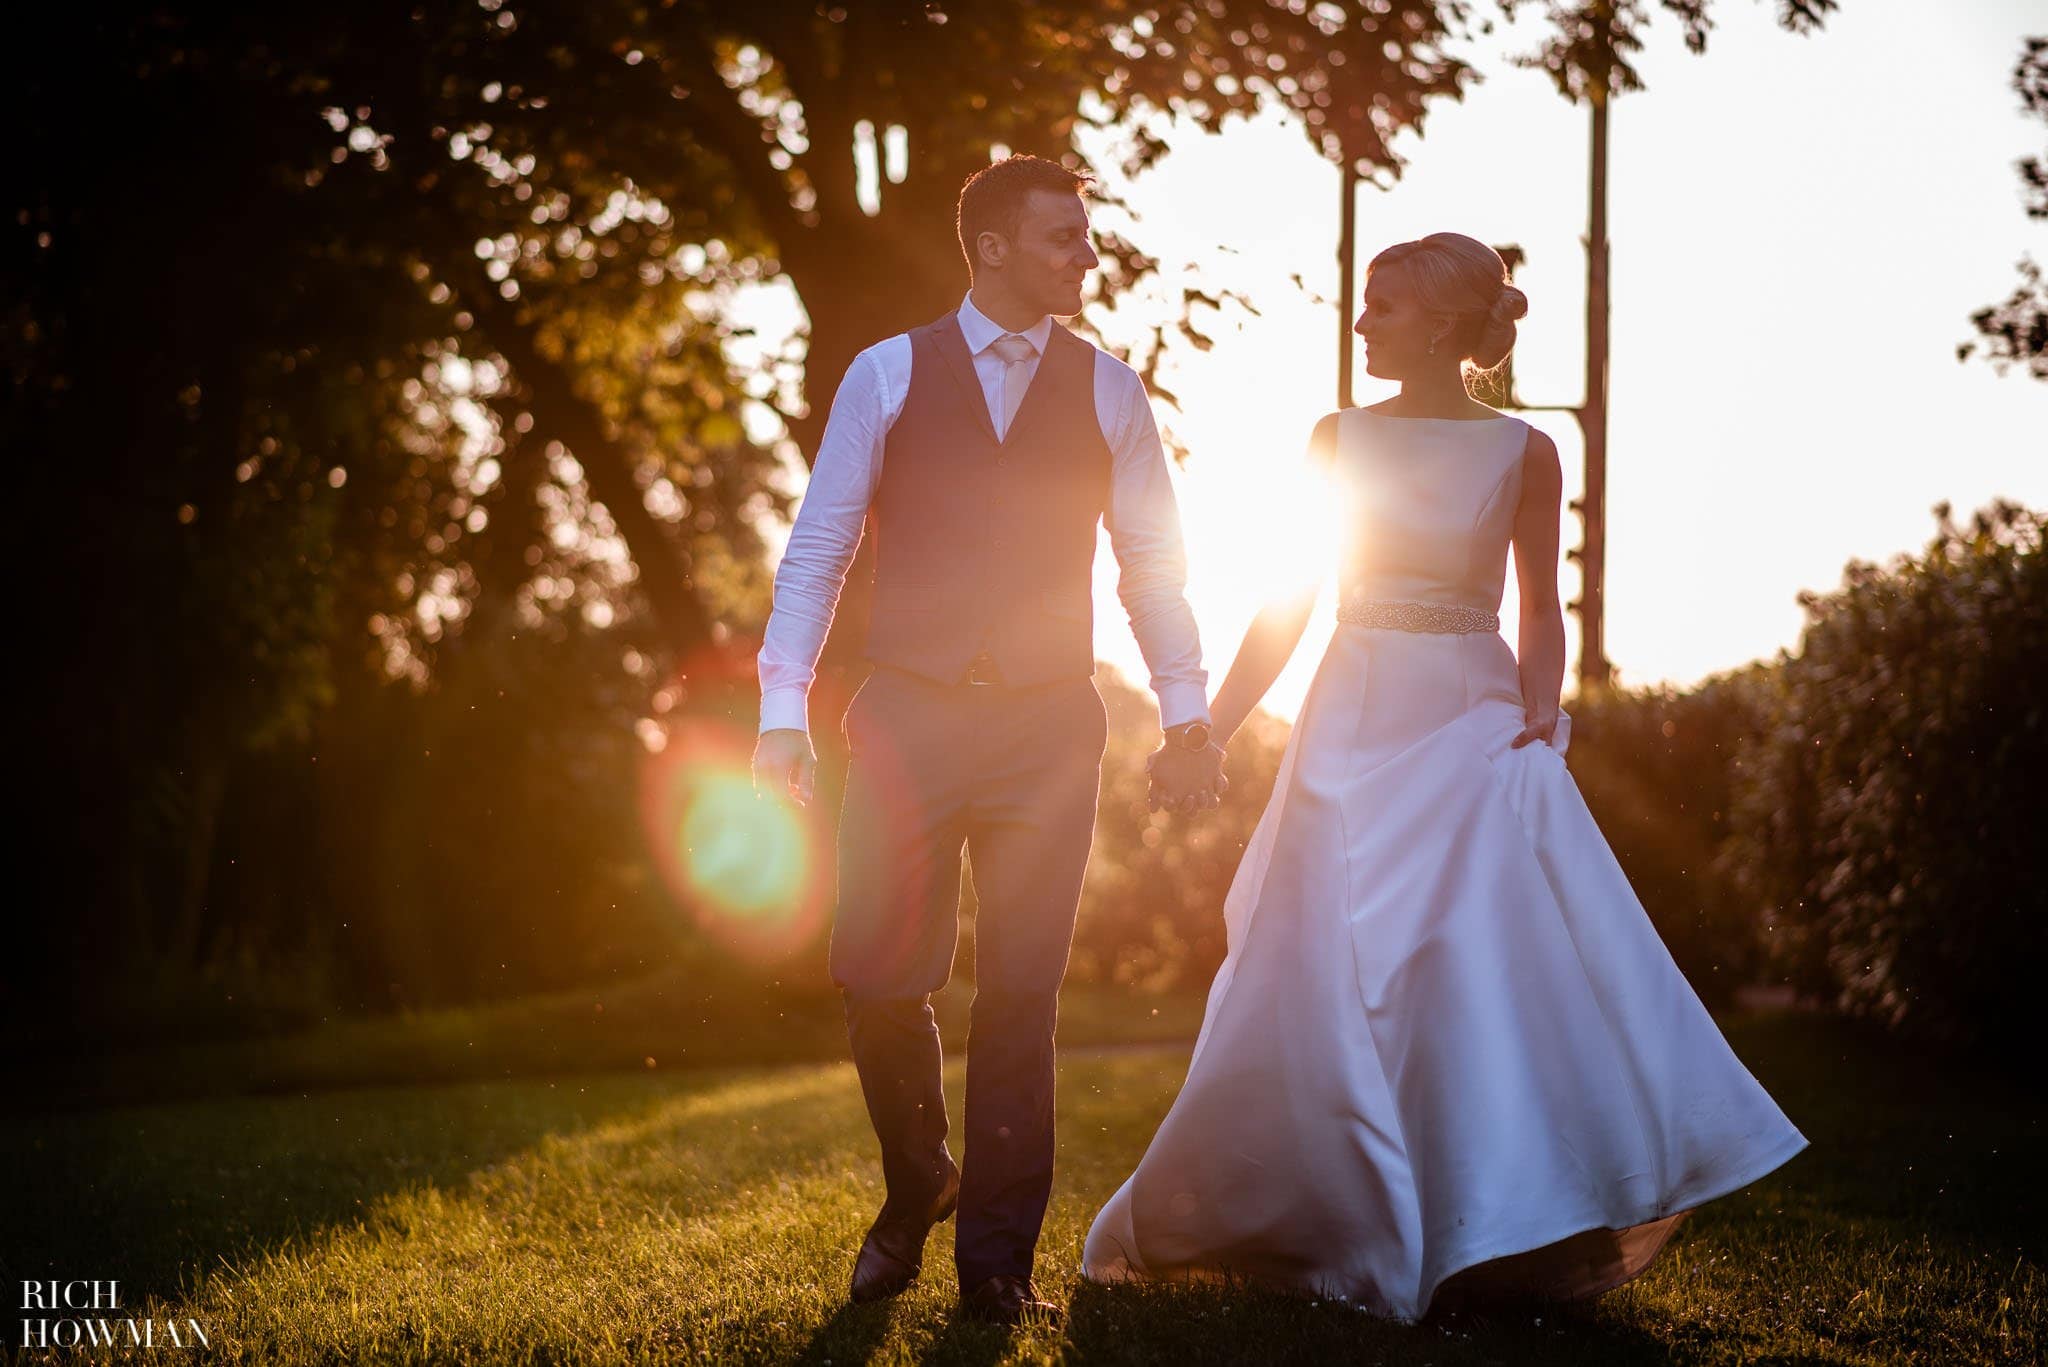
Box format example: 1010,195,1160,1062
957,154,1093,274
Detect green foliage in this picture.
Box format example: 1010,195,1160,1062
1562,670,1775,1007
1501,0,1838,103
7,0,1848,1033
1961,37,2047,380
1494,502,2048,1052
10,4,786,1020
1714,501,2048,1051
1964,256,2048,381
1069,670,1290,993
8,0,1480,1025
631,0,1488,467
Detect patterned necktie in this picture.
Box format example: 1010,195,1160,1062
989,332,1038,439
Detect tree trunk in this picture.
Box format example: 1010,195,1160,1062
161,749,229,973
451,262,716,666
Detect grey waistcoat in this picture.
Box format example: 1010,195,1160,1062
862,311,1113,686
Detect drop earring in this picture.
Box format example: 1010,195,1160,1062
1427,338,1438,355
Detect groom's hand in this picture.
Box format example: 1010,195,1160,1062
752,728,817,806
1146,742,1227,815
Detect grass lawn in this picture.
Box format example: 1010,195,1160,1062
3,1011,2040,1364
24,971,1210,1112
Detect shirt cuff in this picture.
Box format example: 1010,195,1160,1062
1155,683,1212,732
758,687,811,735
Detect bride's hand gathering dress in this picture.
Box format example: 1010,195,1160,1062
1080,409,1809,1322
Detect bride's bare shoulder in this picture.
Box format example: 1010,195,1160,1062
1519,424,1562,492
1307,410,1344,466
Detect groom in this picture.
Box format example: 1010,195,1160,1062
752,154,1225,1323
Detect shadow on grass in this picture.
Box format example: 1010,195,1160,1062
792,1299,900,1366
0,1061,859,1305
1053,1278,1685,1366
923,1310,1034,1367
5,1014,2039,1364
1717,1012,2047,1256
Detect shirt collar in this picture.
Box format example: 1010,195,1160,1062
958,291,1053,357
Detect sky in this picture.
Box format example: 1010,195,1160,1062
763,0,2047,722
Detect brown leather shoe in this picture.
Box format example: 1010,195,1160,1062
847,1164,960,1304
959,1274,1059,1326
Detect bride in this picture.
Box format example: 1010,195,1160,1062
1082,232,1809,1322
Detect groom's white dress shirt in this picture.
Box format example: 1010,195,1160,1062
756,291,1211,735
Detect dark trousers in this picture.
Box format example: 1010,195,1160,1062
830,664,1106,1289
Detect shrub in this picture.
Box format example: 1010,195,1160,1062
1564,671,1775,1008
1067,669,1290,993
1716,501,2048,1050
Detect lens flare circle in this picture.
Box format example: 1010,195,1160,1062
677,771,807,916
638,715,830,964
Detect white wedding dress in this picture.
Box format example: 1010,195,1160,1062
1081,409,1808,1322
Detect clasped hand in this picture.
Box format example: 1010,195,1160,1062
1146,740,1229,815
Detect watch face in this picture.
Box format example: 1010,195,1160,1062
1180,723,1212,751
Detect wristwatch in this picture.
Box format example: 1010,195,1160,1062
1166,721,1213,752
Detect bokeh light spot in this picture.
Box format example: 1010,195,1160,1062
639,714,830,964
678,771,808,915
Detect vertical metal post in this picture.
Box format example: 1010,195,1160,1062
1574,90,1614,693
1337,162,1357,409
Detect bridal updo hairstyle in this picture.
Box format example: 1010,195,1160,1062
1367,233,1528,371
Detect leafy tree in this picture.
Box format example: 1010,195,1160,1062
1960,37,2047,380
248,1,1490,688
8,0,1851,1024
12,11,456,1011
1501,0,1837,100
8,6,772,1016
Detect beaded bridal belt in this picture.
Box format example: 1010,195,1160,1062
1336,598,1501,634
